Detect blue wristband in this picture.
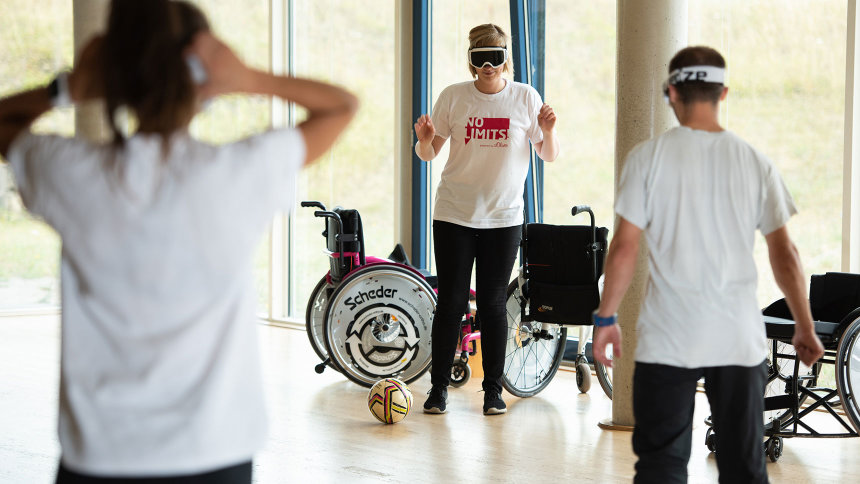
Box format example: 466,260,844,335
592,310,617,327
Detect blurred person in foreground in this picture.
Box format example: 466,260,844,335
0,0,357,482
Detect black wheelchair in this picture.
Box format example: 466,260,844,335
704,272,860,462
502,205,613,398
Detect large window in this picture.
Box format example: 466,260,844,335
543,0,616,231
189,0,272,314
289,0,397,317
0,0,71,311
544,0,846,308
0,0,274,314
0,0,852,322
428,1,511,275
689,0,847,306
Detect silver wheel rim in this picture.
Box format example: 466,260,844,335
325,267,435,385
503,282,564,393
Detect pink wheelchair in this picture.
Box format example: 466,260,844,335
301,201,479,388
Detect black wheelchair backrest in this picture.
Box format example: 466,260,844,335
326,207,364,281
522,222,609,325
765,272,860,324
524,223,609,284
810,272,860,324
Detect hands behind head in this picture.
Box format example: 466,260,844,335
185,31,253,101
68,35,106,103
67,31,251,106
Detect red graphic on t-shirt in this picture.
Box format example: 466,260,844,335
465,117,510,145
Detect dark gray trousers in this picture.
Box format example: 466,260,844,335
633,361,768,484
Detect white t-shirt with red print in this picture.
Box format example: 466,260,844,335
430,80,544,228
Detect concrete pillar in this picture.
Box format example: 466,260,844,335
844,0,860,273
395,1,414,255
72,0,110,143
601,0,687,430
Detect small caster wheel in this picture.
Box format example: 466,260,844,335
576,361,591,393
450,359,471,388
705,427,717,452
766,437,783,463
314,358,329,374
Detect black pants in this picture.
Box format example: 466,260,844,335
429,221,521,392
632,361,768,484
56,460,252,484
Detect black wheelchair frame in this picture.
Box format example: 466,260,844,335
705,272,860,462
501,205,613,398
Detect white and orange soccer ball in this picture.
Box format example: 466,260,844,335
367,378,413,424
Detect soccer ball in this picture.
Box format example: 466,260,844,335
367,378,413,424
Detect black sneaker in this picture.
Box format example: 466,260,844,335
423,385,448,414
483,388,507,415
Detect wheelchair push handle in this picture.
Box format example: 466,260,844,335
310,210,351,274
571,205,595,229
313,210,340,221
571,204,599,280
301,200,327,210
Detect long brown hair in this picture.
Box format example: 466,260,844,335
102,0,210,148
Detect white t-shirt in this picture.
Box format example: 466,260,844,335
431,80,544,228
615,126,796,368
7,128,305,476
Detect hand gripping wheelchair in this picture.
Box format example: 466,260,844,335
301,201,479,388
704,272,860,462
501,205,613,398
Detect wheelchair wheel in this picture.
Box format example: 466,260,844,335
836,315,860,433
305,276,340,372
592,325,614,400
450,357,471,388
764,338,818,426
323,265,436,387
501,279,567,398
705,427,717,453
575,354,591,393
765,436,783,463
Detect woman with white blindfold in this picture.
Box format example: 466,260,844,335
414,23,559,416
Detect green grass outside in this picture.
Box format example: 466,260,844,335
0,214,59,281
0,0,852,315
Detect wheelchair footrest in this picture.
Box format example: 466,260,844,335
764,394,796,412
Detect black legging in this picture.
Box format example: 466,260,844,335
55,460,252,484
430,220,521,392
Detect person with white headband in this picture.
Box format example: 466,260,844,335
592,46,823,482
413,23,559,416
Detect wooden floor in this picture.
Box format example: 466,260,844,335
2,314,859,483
